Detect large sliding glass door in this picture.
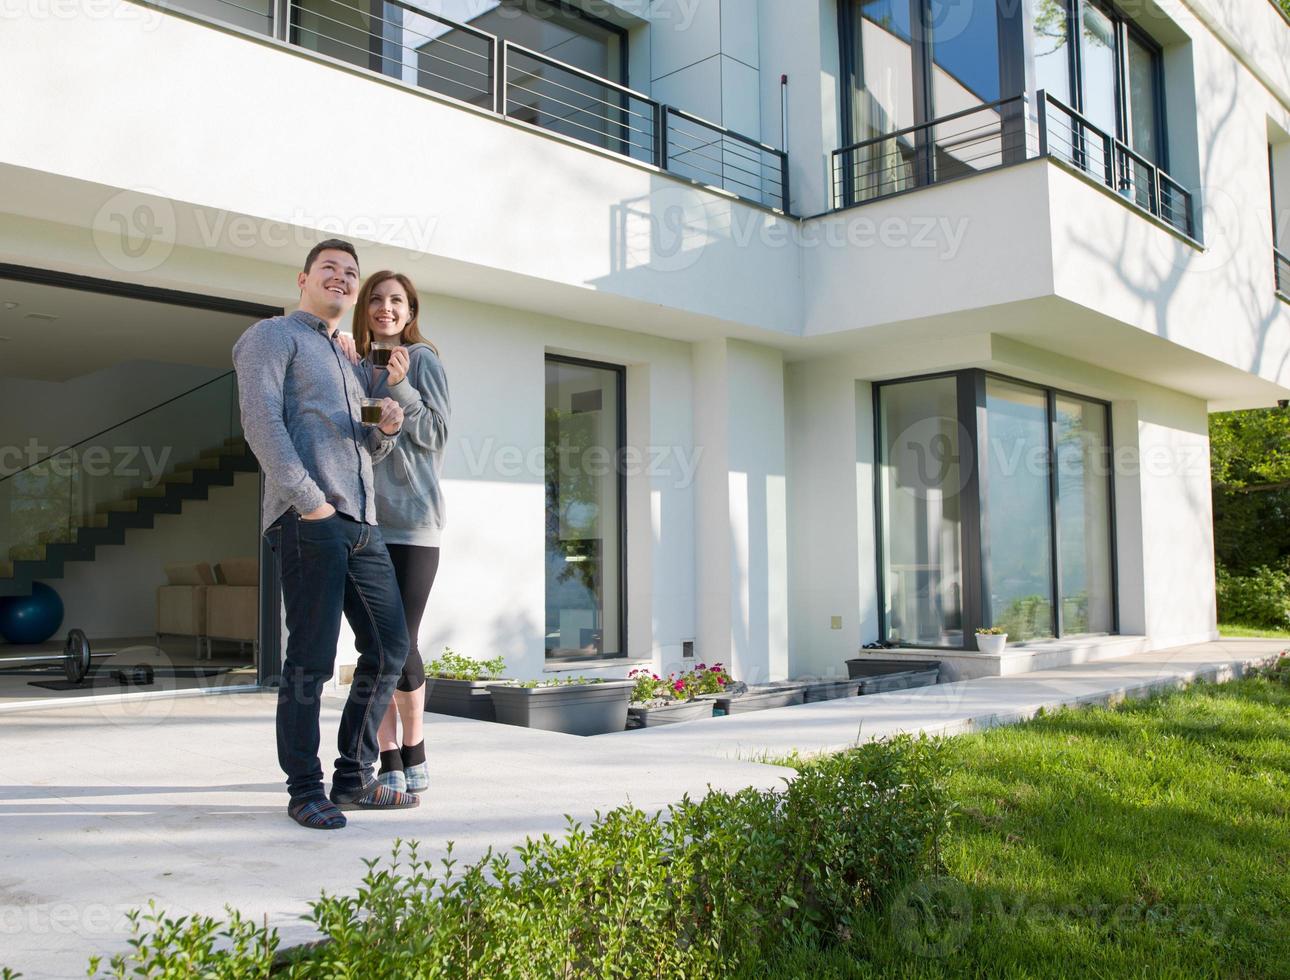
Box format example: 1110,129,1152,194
983,379,1055,640
877,377,966,648
875,370,1117,649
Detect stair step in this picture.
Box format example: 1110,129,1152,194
83,514,110,529
126,485,168,500
175,458,220,473
8,544,45,562
95,500,139,515
0,560,12,578
37,528,75,545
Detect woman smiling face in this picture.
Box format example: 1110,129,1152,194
368,277,411,342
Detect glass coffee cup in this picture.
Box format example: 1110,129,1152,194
360,398,385,425
370,341,395,368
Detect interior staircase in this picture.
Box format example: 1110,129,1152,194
0,436,257,598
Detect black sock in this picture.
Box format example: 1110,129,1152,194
379,749,404,774
401,741,426,768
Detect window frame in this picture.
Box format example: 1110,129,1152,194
873,368,1119,650
543,353,629,663
1062,0,1169,168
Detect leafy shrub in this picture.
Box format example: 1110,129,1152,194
424,648,507,681
80,737,950,979
1216,565,1290,629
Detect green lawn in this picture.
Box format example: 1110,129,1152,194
1220,622,1290,639
762,671,1290,979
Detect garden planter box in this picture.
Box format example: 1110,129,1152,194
627,699,715,729
843,659,942,694
424,676,510,722
798,678,861,703
486,680,634,736
713,683,808,716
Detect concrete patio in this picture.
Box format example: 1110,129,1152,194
0,638,1282,978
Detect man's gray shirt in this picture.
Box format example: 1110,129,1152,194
233,309,396,529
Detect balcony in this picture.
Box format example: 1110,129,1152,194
167,0,789,213
830,91,1196,243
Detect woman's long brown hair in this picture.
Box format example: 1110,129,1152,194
353,270,439,358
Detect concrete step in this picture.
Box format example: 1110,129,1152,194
851,635,1150,683
125,484,168,500
7,544,44,562
174,458,220,474
0,559,12,578
37,529,74,545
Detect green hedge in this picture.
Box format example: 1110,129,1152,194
75,736,949,980
1216,564,1290,630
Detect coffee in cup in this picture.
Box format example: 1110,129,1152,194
360,398,384,425
370,342,395,368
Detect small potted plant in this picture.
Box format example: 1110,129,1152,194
486,675,635,736
625,667,718,729
975,627,1008,655
423,648,510,721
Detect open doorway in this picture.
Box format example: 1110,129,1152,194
0,265,280,707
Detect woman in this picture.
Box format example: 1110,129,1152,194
350,271,450,794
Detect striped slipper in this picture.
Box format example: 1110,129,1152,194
329,781,420,811
288,796,347,830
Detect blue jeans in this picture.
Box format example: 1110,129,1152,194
265,510,408,801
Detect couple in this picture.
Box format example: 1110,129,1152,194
232,239,450,831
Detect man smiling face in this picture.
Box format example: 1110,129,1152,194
297,242,360,325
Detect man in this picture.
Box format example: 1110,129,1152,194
233,239,419,830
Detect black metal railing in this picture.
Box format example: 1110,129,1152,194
832,95,1032,209
832,90,1196,241
1276,247,1290,298
1039,91,1194,239
182,0,789,212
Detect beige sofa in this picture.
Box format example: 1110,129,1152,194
155,562,214,657
203,557,259,660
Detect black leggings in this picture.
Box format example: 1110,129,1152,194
386,543,440,693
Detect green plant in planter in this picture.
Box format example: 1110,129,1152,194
628,668,673,704
502,676,606,690
975,627,1007,636
687,662,731,695
423,647,507,681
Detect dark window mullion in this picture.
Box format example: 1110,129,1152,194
960,370,989,646
1047,389,1064,638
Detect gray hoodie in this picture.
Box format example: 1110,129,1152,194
363,343,450,546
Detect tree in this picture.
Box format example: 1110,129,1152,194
1210,407,1290,572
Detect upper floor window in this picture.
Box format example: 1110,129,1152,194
1031,0,1166,166
839,0,1013,147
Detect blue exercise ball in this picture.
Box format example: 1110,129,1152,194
0,582,65,645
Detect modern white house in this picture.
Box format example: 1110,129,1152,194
0,0,1287,701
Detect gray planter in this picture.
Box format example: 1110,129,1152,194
844,659,942,694
627,699,715,729
713,682,808,716
798,678,861,703
486,680,634,736
423,676,510,722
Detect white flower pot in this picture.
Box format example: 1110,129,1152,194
975,634,1008,655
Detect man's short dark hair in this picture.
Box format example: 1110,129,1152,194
303,238,359,274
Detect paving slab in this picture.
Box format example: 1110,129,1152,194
0,638,1283,977
610,639,1288,760
0,691,793,978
